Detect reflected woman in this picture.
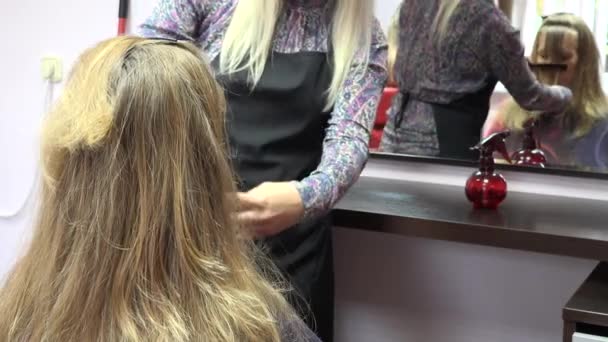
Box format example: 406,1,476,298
484,13,608,169
380,0,572,160
371,3,401,148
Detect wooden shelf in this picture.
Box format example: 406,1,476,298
333,176,608,261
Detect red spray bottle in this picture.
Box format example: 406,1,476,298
511,118,547,167
465,131,512,209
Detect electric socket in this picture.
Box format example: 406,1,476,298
41,56,63,83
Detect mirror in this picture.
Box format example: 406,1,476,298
372,0,608,175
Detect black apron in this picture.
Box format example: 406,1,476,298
396,78,498,160
214,51,335,342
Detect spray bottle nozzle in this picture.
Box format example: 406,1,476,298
521,117,539,150
471,130,512,164
523,117,537,129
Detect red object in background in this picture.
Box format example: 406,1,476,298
118,18,127,35
512,148,547,167
118,0,129,35
465,131,511,209
511,119,547,167
370,86,398,148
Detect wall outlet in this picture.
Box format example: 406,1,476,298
41,56,63,83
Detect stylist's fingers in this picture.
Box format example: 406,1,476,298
237,210,253,225
236,192,262,211
236,210,267,238
237,209,264,228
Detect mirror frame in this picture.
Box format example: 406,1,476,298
370,151,608,180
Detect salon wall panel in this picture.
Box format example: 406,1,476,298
0,0,156,281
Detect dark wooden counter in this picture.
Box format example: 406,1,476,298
333,177,608,261
564,262,608,327
563,262,608,341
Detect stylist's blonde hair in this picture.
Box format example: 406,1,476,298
434,0,512,43
0,36,305,342
220,0,374,110
502,14,608,136
433,0,461,42
387,3,401,85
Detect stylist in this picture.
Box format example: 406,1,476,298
380,0,572,160
139,1,387,341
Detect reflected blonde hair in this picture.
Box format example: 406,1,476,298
503,14,608,137
434,0,511,43
220,0,374,110
387,4,401,85
497,0,513,21
433,0,461,43
0,36,304,342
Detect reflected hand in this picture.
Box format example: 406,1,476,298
543,85,572,116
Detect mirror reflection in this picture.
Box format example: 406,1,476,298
373,0,608,173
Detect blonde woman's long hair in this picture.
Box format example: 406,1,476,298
433,0,512,43
219,0,374,110
0,36,305,342
387,3,401,85
502,14,608,137
433,0,461,43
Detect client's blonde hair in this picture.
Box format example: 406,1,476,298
0,36,304,342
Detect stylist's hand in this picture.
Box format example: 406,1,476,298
543,85,572,116
237,182,304,238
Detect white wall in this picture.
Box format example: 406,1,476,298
0,0,93,278
0,0,157,281
374,0,401,31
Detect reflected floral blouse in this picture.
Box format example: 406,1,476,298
380,0,571,156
